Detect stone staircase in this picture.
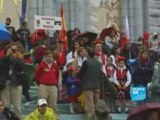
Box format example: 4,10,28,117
22,85,132,120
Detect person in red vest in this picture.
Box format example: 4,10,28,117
105,56,116,113
113,56,131,113
93,40,107,74
110,46,121,68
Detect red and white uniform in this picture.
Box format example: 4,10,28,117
95,51,107,74
105,64,115,82
113,66,131,99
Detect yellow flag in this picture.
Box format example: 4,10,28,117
58,3,68,50
0,0,4,13
13,0,19,6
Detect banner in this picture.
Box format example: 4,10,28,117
34,15,62,30
130,87,146,101
19,0,27,24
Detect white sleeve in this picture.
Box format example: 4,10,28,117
110,55,117,67
125,70,132,87
66,52,72,64
105,36,111,43
113,71,119,85
102,65,107,75
104,55,107,66
154,63,158,72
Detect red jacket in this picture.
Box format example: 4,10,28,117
35,61,59,85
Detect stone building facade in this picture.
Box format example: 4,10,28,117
0,0,159,41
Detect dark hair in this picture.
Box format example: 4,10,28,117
140,49,149,55
87,47,95,57
72,40,80,51
22,21,27,26
137,37,144,42
111,46,119,55
44,50,52,56
77,47,86,56
73,27,81,34
6,17,11,22
0,98,4,105
156,52,160,60
107,56,113,61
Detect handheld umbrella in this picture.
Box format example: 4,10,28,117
0,22,10,41
76,31,97,46
127,103,160,120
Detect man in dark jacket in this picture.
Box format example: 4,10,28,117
0,98,20,120
17,21,30,52
77,47,102,117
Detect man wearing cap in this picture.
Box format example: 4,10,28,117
24,99,58,120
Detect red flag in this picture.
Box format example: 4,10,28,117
143,32,150,49
59,3,67,50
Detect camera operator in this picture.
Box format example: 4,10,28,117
0,44,25,119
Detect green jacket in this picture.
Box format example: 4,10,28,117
24,107,58,120
87,100,112,120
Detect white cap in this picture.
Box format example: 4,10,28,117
37,99,47,106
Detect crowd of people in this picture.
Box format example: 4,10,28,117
0,17,160,120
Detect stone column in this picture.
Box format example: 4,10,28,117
134,0,143,40
148,0,160,34
128,0,135,41
28,0,38,32
143,0,149,32
75,0,90,32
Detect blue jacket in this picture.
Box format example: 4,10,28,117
66,76,81,96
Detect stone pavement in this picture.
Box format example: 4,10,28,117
21,86,136,120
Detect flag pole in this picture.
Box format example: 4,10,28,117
0,0,4,19
125,15,130,40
